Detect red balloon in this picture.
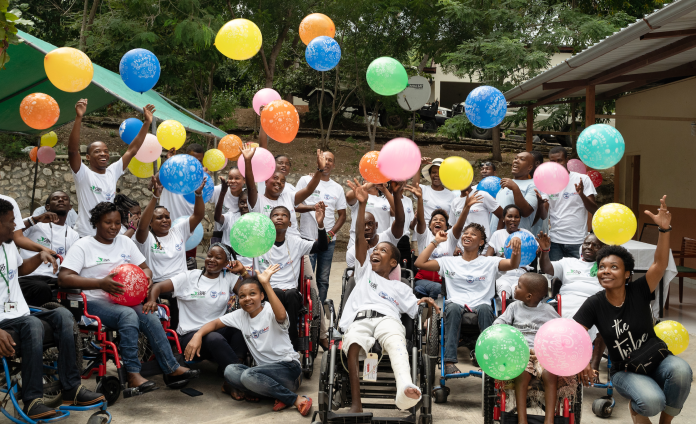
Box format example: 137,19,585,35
108,264,149,306
587,170,603,188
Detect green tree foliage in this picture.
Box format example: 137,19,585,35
1,1,33,69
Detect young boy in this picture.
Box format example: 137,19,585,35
493,273,560,424
214,178,253,271
340,179,439,412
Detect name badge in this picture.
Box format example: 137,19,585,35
4,302,17,313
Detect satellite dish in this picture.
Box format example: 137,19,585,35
397,76,432,111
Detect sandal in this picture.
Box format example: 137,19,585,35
444,364,461,375
296,396,313,416
273,399,290,411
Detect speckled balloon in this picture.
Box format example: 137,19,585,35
591,203,637,245
260,100,300,143
476,324,529,381
534,318,593,376
305,36,341,71
464,86,507,129
366,57,408,96
576,124,625,170
229,212,276,258
504,230,539,267
655,320,689,355
19,93,60,130
159,154,205,195
108,264,149,306
119,48,161,93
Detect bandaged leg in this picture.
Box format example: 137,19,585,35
374,317,421,410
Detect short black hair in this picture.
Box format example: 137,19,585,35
87,141,108,155
519,273,548,302
113,193,139,225
270,205,290,217
463,222,487,254
596,245,635,273
429,208,449,227
238,189,248,200
503,204,521,218
377,241,401,271
186,143,205,154
479,161,497,171
45,191,69,206
89,202,120,228
274,154,292,165
237,277,266,298
0,199,13,218
549,146,568,159
531,150,544,164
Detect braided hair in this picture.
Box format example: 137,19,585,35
114,193,139,225
463,222,487,254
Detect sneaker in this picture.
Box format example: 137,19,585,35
63,384,105,406
470,350,479,367
24,399,57,420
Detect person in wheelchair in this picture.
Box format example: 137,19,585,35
253,204,327,350
487,205,535,297
18,191,80,306
341,179,439,412
186,265,313,415
415,222,521,375
0,198,104,420
492,273,561,424
58,201,200,394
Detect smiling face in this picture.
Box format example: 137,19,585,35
275,156,292,176
460,226,485,252
204,246,228,275
238,193,249,215
428,212,447,235
46,191,71,215
597,255,631,290
96,211,122,241
151,207,171,234
265,172,286,197
429,165,442,187
0,210,16,244
511,152,534,178
87,141,110,171
227,168,245,193
322,152,335,176
581,234,604,262
271,208,291,230
238,281,265,315
363,212,377,240
549,152,568,169
503,207,521,233
370,242,397,276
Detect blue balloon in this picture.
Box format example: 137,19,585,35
119,48,161,93
118,118,143,145
477,176,501,199
576,124,625,170
305,36,341,72
504,231,538,268
159,155,205,195
173,216,203,251
464,86,507,129
184,173,214,204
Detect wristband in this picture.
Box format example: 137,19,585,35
152,194,160,199
541,249,550,253
658,225,672,233
431,240,440,247
195,192,203,198
29,217,36,226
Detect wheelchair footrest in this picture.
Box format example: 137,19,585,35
326,411,373,424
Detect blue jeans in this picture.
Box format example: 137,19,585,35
310,239,335,303
443,302,495,363
549,242,582,261
415,279,441,298
612,355,692,417
86,299,180,374
0,308,81,403
224,360,302,406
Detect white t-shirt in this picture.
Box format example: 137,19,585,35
20,223,79,278
347,194,392,250
489,228,535,295
296,177,347,241
32,206,79,229
346,228,399,268
219,212,253,270
491,179,538,232
73,159,124,237
251,191,301,238
416,228,458,260
60,235,147,302
546,172,596,244
421,185,459,224
220,303,299,365
339,257,418,332
392,196,414,241
172,269,239,335
1,194,25,231
435,255,502,308
0,242,29,322
135,220,191,283
256,181,296,196
212,185,240,231
449,191,499,242
254,235,314,290
552,257,603,299
160,188,194,222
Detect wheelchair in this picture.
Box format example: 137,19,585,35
0,307,111,424
313,268,432,424
297,259,322,378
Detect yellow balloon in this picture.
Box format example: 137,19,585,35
215,19,262,60
44,47,93,92
439,156,473,191
40,131,58,147
128,157,161,179
655,320,689,355
203,149,226,172
156,120,186,150
592,203,637,245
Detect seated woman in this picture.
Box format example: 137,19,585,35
114,193,141,239
576,196,692,424
185,265,313,415
410,183,475,298
415,222,521,375
487,205,535,297
214,179,253,272
145,243,248,386
253,204,327,350
58,202,200,393
341,179,438,412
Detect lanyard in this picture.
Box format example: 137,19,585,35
0,245,9,295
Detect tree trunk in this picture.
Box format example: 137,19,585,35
492,125,502,161
85,0,100,34
78,0,89,51
258,11,291,89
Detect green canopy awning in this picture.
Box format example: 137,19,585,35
0,31,227,138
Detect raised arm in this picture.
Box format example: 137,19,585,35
214,176,229,225
121,105,155,170
389,181,405,239
136,177,162,243
644,195,672,292
452,190,482,240
257,264,286,322
189,176,207,232
407,183,426,235
575,179,598,214
498,237,522,272
293,150,327,205
241,145,257,209
414,230,447,272
346,178,370,266
537,231,555,276
534,190,549,220
68,99,88,173
412,157,431,188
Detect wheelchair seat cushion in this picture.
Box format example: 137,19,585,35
4,320,55,357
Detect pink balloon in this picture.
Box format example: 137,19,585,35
567,158,587,174
135,133,163,163
37,146,56,164
253,88,282,116
376,138,421,181
237,147,276,182
533,161,569,195
534,318,593,376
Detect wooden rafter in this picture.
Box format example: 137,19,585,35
641,29,696,40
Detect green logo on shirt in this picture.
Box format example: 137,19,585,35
37,236,51,247
150,243,166,254
96,257,110,264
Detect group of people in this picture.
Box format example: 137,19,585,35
0,98,691,424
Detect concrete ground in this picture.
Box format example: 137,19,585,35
11,262,696,424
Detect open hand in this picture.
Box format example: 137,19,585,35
219,176,229,191
143,104,156,124
574,179,584,195
151,176,163,197
184,334,203,362
0,329,16,357
505,237,522,255
75,99,88,118
142,298,159,315
420,157,432,167
500,178,518,191
465,191,483,208
391,181,406,195
417,297,441,315
577,363,597,387
644,195,671,230
406,184,422,198
536,231,551,251
240,144,256,162
38,251,58,274
347,178,370,204
99,272,125,296
226,260,246,275
317,149,327,170
258,264,280,286
166,147,176,160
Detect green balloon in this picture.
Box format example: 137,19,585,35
366,57,408,96
229,212,276,258
476,324,530,380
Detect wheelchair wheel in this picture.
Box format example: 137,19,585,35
427,308,440,357
482,373,495,424
432,386,449,404
310,288,321,359
573,384,583,423
591,396,613,418
41,302,84,374
96,376,121,406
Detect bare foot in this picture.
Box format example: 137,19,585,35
168,366,191,377
405,387,421,399
348,404,363,413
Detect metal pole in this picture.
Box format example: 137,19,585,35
30,137,40,211
412,111,416,141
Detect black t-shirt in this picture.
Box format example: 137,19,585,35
573,276,657,375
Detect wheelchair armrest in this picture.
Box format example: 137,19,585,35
57,288,83,294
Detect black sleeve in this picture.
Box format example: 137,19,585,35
309,228,328,254
629,276,652,301
572,294,598,330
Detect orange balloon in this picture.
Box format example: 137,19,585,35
260,100,299,144
20,93,60,130
29,147,38,162
218,134,243,160
360,151,389,184
299,13,336,46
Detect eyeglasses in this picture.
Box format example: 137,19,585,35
480,162,494,168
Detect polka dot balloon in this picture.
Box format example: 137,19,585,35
476,324,529,381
